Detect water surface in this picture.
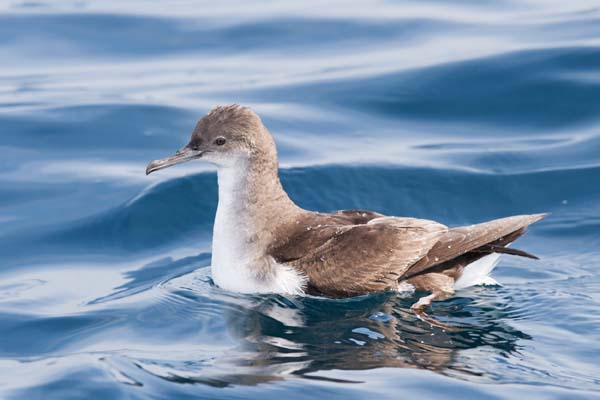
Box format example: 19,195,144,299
1,1,599,399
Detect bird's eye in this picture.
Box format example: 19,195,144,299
191,144,199,151
214,137,226,146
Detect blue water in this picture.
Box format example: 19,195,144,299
1,1,599,399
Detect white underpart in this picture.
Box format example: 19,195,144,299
453,253,502,290
208,154,306,295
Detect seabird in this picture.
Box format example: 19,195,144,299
146,105,546,315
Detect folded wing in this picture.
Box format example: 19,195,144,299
287,217,448,297
402,213,547,279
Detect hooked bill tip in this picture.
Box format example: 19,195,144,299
145,162,157,175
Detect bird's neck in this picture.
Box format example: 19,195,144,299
215,156,300,229
210,155,302,291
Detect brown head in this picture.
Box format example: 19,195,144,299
146,105,278,174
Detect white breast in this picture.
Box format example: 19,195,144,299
210,159,306,295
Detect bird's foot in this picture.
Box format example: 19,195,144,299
411,293,457,331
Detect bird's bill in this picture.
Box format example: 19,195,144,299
146,147,201,175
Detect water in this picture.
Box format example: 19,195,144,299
1,0,599,398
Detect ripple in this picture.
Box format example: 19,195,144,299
1,1,600,399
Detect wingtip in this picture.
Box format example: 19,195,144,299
531,212,550,223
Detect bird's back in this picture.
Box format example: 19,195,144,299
269,211,546,298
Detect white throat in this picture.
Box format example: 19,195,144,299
209,157,305,295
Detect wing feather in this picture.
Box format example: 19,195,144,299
288,217,447,297
402,213,547,279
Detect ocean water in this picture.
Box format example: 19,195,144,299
1,0,599,398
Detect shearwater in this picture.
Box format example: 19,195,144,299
146,105,546,316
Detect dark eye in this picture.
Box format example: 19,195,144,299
191,144,199,151
214,137,226,146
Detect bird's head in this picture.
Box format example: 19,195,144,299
146,105,275,175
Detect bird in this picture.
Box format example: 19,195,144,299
146,105,546,317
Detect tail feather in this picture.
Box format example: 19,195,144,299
404,213,547,279
473,244,539,260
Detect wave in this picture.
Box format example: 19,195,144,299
247,46,600,130
2,162,597,269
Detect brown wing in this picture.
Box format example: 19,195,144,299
285,217,447,297
332,209,386,224
402,213,547,279
270,209,385,263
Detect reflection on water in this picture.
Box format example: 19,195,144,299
109,267,532,388
226,295,528,383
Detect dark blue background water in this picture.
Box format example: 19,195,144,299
1,1,599,399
